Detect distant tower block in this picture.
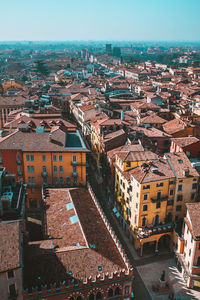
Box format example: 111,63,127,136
113,47,121,57
106,44,112,56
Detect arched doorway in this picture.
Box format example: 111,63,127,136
89,294,95,300
158,234,170,250
108,288,113,298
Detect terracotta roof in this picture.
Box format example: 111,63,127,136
186,203,200,238
171,137,199,148
116,150,158,162
0,127,88,152
0,221,21,272
140,114,167,124
130,159,175,184
78,104,95,112
4,114,76,130
164,152,199,178
23,188,127,288
130,126,171,138
162,118,188,135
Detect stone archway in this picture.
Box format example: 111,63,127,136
158,234,171,250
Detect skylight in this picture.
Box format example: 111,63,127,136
66,202,74,211
70,215,78,224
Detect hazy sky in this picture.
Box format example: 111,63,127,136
0,0,199,41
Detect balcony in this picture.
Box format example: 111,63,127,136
151,195,168,203
135,222,173,239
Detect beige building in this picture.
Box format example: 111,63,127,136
176,203,200,289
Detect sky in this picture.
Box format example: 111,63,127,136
0,0,199,41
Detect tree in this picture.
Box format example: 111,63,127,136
35,60,49,76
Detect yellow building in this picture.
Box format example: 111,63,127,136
0,125,89,208
114,151,199,256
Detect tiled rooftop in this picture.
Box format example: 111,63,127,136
23,187,127,288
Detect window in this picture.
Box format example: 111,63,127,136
189,249,191,256
136,203,138,209
176,205,182,212
156,201,161,209
178,185,182,191
16,152,21,163
143,185,150,190
73,155,77,163
191,193,195,200
59,155,63,162
18,166,22,175
177,195,183,202
27,166,34,173
156,182,163,187
73,166,77,174
53,166,57,173
192,183,197,190
66,177,70,185
143,194,148,201
0,154,2,163
7,270,14,279
42,155,46,162
30,155,34,161
167,200,174,206
143,204,148,211
53,155,57,162
170,189,174,196
42,166,47,172
169,180,175,185
197,257,200,266
59,166,63,173
73,177,77,184
26,154,30,161
32,177,35,184
60,177,64,184
134,215,137,224
136,192,139,198
126,162,131,168
199,243,200,250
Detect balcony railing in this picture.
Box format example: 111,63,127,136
71,161,88,166
151,195,168,203
135,222,173,239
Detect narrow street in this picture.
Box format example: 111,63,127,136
87,152,153,300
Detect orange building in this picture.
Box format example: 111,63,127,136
0,125,89,208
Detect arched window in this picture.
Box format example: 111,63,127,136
89,294,95,300
154,214,159,225
115,287,120,295
96,292,102,300
108,288,113,298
